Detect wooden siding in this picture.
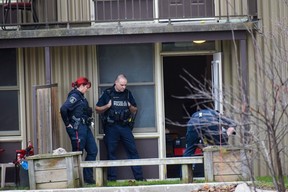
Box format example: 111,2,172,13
220,0,288,178
22,46,96,152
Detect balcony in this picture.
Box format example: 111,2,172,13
0,0,257,31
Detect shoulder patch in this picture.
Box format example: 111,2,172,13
69,96,77,104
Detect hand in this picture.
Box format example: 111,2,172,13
67,124,73,129
107,100,112,108
227,127,236,136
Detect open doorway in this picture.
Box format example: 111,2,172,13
163,55,213,177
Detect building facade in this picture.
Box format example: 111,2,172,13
0,0,287,183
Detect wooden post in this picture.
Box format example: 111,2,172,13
65,156,74,188
181,164,193,183
77,154,84,186
204,149,214,182
27,160,36,189
95,168,104,187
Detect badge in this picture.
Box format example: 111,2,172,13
69,96,77,104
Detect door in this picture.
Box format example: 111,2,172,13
163,55,213,178
211,52,223,113
159,0,215,19
163,53,223,178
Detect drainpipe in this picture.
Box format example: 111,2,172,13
45,47,51,85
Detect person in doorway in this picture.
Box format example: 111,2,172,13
95,74,145,181
60,77,98,184
183,108,237,157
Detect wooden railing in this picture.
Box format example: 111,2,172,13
0,0,257,30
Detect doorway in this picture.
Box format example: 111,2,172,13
163,55,213,177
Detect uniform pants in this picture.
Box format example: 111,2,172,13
104,123,144,181
66,123,98,183
183,125,229,157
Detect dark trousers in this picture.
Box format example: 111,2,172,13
104,123,144,181
183,126,200,157
66,123,98,182
183,125,229,157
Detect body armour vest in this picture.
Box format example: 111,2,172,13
105,89,131,123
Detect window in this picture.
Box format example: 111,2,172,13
0,49,20,135
97,44,155,132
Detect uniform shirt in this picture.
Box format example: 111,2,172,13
60,88,90,126
187,109,236,143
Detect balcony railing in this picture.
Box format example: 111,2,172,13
0,0,257,30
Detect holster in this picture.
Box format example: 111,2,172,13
72,116,80,130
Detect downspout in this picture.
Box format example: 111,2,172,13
45,47,51,84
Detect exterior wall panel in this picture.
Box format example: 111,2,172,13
23,45,96,153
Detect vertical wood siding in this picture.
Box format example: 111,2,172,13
221,0,288,177
23,45,96,152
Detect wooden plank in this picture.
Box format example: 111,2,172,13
33,158,67,171
65,156,74,188
214,175,242,182
95,168,104,187
84,157,203,187
76,155,84,187
80,157,203,168
213,151,241,162
204,150,214,182
181,164,193,183
36,181,70,189
213,162,242,175
35,169,67,183
26,152,82,160
28,160,36,189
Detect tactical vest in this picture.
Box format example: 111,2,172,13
104,88,131,124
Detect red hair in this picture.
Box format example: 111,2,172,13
72,77,91,88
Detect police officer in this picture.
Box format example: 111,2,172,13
95,74,145,181
60,77,98,184
183,108,236,157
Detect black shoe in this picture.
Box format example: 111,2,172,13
108,179,117,182
136,178,147,181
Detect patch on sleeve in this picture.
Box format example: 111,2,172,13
69,96,77,104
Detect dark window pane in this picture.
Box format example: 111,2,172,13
0,49,17,86
98,44,155,130
128,85,155,128
98,44,154,84
0,142,21,182
0,90,19,131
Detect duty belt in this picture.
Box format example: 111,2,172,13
72,116,92,125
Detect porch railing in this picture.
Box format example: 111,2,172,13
0,0,257,30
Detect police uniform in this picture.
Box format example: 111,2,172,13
60,88,98,184
183,109,236,157
96,86,144,181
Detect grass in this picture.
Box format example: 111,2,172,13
254,176,288,190
85,178,205,187
106,179,187,187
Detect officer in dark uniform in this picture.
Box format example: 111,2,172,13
183,108,237,157
60,77,98,184
95,74,145,181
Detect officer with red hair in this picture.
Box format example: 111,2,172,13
60,77,98,184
